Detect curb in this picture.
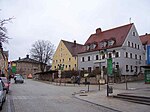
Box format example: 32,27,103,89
73,94,121,112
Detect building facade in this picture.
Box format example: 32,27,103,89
52,40,83,71
0,44,8,77
140,33,150,65
13,55,41,77
78,23,145,76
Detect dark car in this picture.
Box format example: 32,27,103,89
0,77,10,93
15,76,24,84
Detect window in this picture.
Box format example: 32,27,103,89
88,56,91,61
88,67,92,73
92,44,97,49
68,58,71,61
103,42,107,47
135,66,138,73
75,64,76,68
139,55,142,60
132,43,134,48
63,59,64,62
128,41,130,47
96,55,99,60
135,44,137,48
108,40,115,46
60,59,61,62
69,65,71,70
126,65,129,72
100,42,104,48
108,53,112,58
126,52,128,58
115,52,119,58
135,54,137,59
55,66,56,69
86,45,90,50
82,57,84,62
66,65,67,68
138,45,140,49
130,53,132,58
131,66,133,72
132,32,136,36
102,54,105,59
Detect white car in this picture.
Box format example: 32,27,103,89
0,80,6,110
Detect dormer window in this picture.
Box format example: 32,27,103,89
100,42,104,48
93,44,96,49
87,43,97,50
108,40,115,46
86,45,90,50
103,42,107,47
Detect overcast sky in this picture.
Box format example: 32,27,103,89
0,0,150,61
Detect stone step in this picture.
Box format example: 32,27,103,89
114,94,150,105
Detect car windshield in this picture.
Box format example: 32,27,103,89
16,76,23,79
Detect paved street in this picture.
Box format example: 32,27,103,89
2,79,119,112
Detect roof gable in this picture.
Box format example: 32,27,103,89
62,40,84,56
84,23,133,51
140,33,150,45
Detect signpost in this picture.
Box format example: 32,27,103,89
107,58,113,76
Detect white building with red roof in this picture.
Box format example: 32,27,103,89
78,23,145,77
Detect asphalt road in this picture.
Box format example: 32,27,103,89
2,79,118,112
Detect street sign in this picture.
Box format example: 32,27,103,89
107,58,113,76
147,45,150,65
12,63,16,73
145,70,150,84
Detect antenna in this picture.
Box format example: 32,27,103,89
129,17,131,23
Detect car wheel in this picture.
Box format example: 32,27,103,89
3,96,6,103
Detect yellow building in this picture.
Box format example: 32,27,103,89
52,40,83,71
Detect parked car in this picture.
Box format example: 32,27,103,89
15,76,24,83
0,77,10,93
0,80,6,110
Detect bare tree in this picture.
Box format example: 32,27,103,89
0,17,13,44
30,40,55,72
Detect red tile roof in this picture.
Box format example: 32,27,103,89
82,23,133,53
62,40,84,56
140,33,150,45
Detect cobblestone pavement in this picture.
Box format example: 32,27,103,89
75,81,150,112
5,79,119,112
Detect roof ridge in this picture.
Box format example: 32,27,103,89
61,39,83,46
98,23,133,34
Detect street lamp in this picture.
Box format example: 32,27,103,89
103,49,116,97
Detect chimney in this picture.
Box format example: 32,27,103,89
145,33,148,35
96,28,102,34
26,54,29,58
74,40,76,47
19,57,21,60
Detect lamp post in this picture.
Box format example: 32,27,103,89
103,49,116,97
